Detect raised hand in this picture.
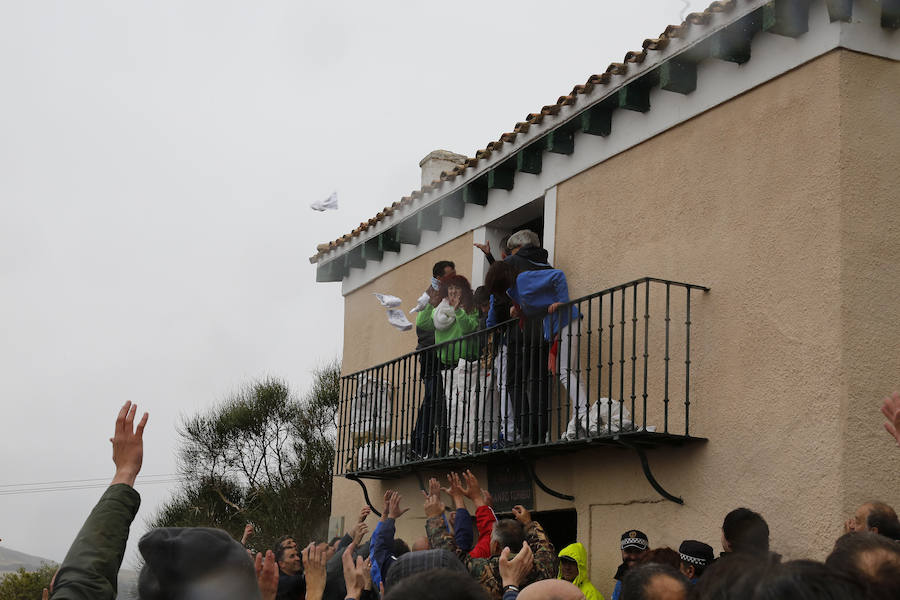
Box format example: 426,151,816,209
881,391,900,446
511,505,532,525
110,401,149,487
423,490,445,518
352,522,370,545
358,506,371,523
498,541,534,588
462,470,483,501
386,491,409,520
441,473,467,509
254,550,279,600
474,241,492,256
382,490,392,522
302,543,327,600
342,543,366,600
482,489,494,508
241,523,255,546
428,477,442,499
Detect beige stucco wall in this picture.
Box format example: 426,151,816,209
328,49,900,599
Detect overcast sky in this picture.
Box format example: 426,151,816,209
0,0,711,566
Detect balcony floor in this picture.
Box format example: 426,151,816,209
345,431,708,480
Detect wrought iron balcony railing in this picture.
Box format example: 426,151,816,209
336,277,708,479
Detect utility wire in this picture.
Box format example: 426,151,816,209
0,475,186,497
0,474,180,488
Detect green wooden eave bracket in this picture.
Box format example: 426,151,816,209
618,83,651,112
463,177,488,206
517,144,543,174
345,246,366,270
315,259,345,283
763,0,810,38
439,190,465,219
545,129,574,155
361,238,383,262
397,219,421,245
883,0,900,29
488,162,515,190
711,11,762,65
825,0,852,22
377,230,401,253
659,60,697,95
417,205,442,232
581,102,613,136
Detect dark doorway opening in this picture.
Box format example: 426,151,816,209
494,507,576,552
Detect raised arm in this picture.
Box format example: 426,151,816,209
415,303,436,331
53,402,148,600
512,505,556,581
442,472,474,552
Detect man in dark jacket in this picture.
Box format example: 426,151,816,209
50,402,148,600
502,231,553,445
411,260,455,457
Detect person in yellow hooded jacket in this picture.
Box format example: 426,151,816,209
558,542,604,600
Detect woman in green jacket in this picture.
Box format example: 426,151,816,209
415,275,482,452
415,274,480,364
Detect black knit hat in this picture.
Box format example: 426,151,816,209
620,530,649,551
384,549,467,591
679,540,715,567
138,527,260,600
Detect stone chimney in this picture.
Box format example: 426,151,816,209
419,150,468,188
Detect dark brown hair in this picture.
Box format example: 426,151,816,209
439,274,475,312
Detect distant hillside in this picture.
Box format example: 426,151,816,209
1,547,138,599
0,545,56,573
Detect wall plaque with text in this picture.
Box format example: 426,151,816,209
487,462,534,513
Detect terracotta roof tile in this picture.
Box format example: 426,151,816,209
310,0,745,264
624,50,647,63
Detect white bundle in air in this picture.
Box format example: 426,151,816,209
409,292,431,314
374,293,403,308
386,308,413,331
310,191,338,212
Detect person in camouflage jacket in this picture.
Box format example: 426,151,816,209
422,474,555,600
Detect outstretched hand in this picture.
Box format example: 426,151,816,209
254,550,278,600
302,543,327,600
462,470,485,507
386,491,409,520
423,479,446,518
358,505,371,523
342,543,367,600
110,401,148,487
498,542,533,588
441,473,467,509
511,505,532,525
881,392,900,446
474,241,492,256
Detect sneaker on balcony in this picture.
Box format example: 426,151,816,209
405,448,425,461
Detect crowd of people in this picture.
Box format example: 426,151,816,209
409,230,601,459
41,391,900,600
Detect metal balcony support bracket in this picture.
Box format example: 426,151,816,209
526,460,575,502
618,441,683,505
414,471,427,493
346,474,383,517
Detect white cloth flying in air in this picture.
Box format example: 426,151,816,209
374,293,403,308
409,292,431,314
387,308,413,331
310,191,338,212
